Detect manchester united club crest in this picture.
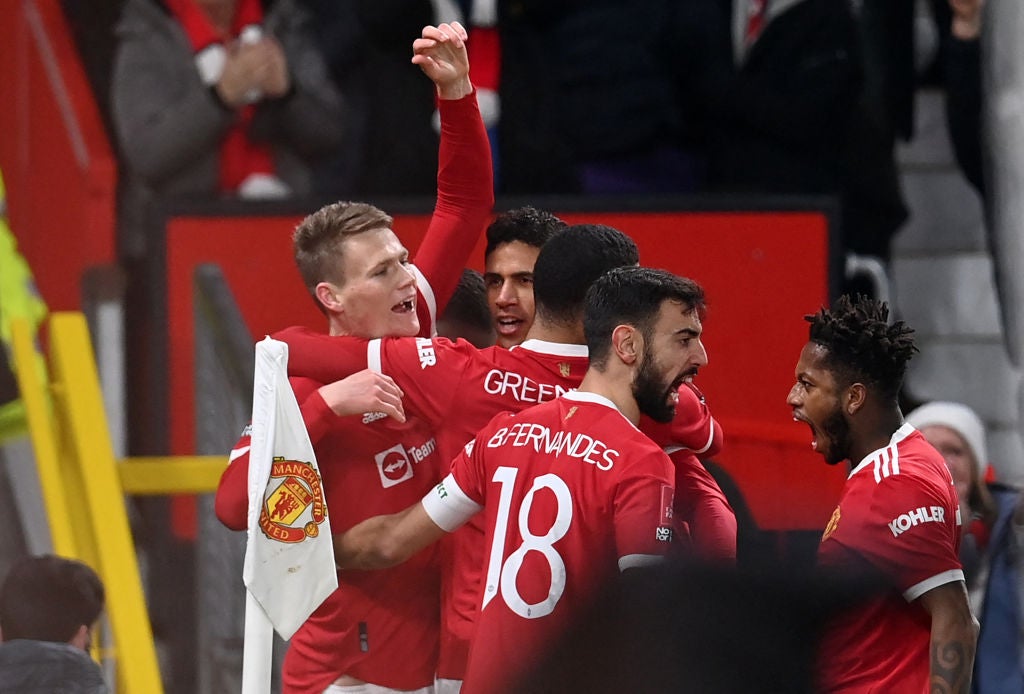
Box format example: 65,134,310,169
259,457,328,543
821,506,841,542
558,362,571,378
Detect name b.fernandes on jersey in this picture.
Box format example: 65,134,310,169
485,421,618,471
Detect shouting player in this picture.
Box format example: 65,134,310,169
328,267,707,693
277,224,726,688
787,295,978,692
215,22,493,694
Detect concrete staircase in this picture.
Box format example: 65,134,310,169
890,88,1023,486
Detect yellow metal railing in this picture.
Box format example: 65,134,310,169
10,313,228,693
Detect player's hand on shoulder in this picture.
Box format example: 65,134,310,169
412,22,473,100
318,369,406,422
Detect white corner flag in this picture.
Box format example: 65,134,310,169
242,338,337,692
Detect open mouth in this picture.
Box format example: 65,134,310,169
667,374,689,405
392,297,415,314
793,414,819,451
495,316,523,335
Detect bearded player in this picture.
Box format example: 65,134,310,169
276,224,726,688
787,295,978,692
328,267,707,693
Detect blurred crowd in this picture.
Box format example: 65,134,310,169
58,0,987,270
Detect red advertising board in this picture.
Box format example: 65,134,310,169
166,207,846,530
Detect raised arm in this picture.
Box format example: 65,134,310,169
918,580,979,693
411,22,495,318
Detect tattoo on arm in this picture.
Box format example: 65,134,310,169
930,640,969,694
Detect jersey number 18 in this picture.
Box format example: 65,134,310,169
482,466,572,619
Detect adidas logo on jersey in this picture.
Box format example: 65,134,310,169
888,505,945,537
362,411,388,424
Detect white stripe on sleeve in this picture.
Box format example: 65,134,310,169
618,554,665,572
409,264,438,337
368,338,383,374
903,569,965,602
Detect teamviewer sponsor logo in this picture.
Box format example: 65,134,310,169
375,444,414,488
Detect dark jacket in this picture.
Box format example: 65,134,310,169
0,640,108,694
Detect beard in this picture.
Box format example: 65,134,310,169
820,407,853,466
633,345,678,423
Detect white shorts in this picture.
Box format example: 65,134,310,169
433,678,462,694
324,683,434,694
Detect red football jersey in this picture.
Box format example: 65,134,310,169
277,330,721,679
216,377,444,693
669,451,737,564
816,424,964,693
421,391,676,693
212,89,492,692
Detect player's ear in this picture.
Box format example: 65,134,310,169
845,382,866,416
611,324,639,365
315,281,344,313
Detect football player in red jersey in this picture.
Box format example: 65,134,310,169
787,295,978,693
482,206,565,348
215,22,495,694
328,267,708,693
276,224,730,689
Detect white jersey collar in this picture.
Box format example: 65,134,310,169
563,389,618,409
515,339,589,358
849,422,917,477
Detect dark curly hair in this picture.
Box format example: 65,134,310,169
484,206,566,258
806,295,918,402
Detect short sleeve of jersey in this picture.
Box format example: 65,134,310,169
614,450,676,570
835,471,963,599
370,336,479,426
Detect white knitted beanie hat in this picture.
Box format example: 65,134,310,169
906,401,988,477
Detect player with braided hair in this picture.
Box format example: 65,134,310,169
787,295,978,693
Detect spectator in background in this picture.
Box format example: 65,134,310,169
110,0,345,258
675,0,859,196
906,401,998,593
109,0,347,459
906,400,1024,693
942,0,985,197
0,555,108,694
673,0,889,263
497,0,694,195
305,0,439,197
845,0,985,266
437,268,495,348
483,206,565,348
